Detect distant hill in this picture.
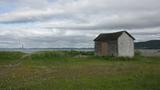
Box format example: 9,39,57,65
135,40,160,49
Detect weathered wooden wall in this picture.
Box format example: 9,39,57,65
95,41,108,56
95,40,118,56
107,40,118,56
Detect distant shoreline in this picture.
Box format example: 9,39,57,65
0,48,94,53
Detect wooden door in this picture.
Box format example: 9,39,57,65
100,42,108,56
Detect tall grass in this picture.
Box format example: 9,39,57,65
29,51,94,60
0,51,160,90
0,51,24,60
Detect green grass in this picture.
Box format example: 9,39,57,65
0,51,160,90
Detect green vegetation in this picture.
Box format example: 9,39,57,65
0,51,160,90
0,52,24,60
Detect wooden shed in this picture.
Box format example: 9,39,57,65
94,31,135,57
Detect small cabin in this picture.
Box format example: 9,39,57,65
94,31,135,57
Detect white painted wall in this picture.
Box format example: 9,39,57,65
118,32,134,57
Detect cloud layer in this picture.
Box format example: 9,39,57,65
0,0,160,48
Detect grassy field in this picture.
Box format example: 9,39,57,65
0,51,160,90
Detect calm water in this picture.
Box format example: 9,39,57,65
0,48,94,53
136,49,160,56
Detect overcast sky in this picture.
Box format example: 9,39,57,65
0,0,160,48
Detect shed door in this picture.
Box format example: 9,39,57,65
101,42,108,56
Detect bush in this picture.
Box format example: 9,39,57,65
0,52,24,60
135,51,142,56
30,51,94,60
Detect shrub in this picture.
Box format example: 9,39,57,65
0,51,24,60
29,51,94,60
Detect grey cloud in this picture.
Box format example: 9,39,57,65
0,28,159,48
21,35,93,48
49,11,160,30
0,29,94,48
1,0,160,31
0,0,160,48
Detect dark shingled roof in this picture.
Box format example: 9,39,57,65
94,31,135,41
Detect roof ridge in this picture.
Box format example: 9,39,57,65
100,31,126,35
94,31,135,41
